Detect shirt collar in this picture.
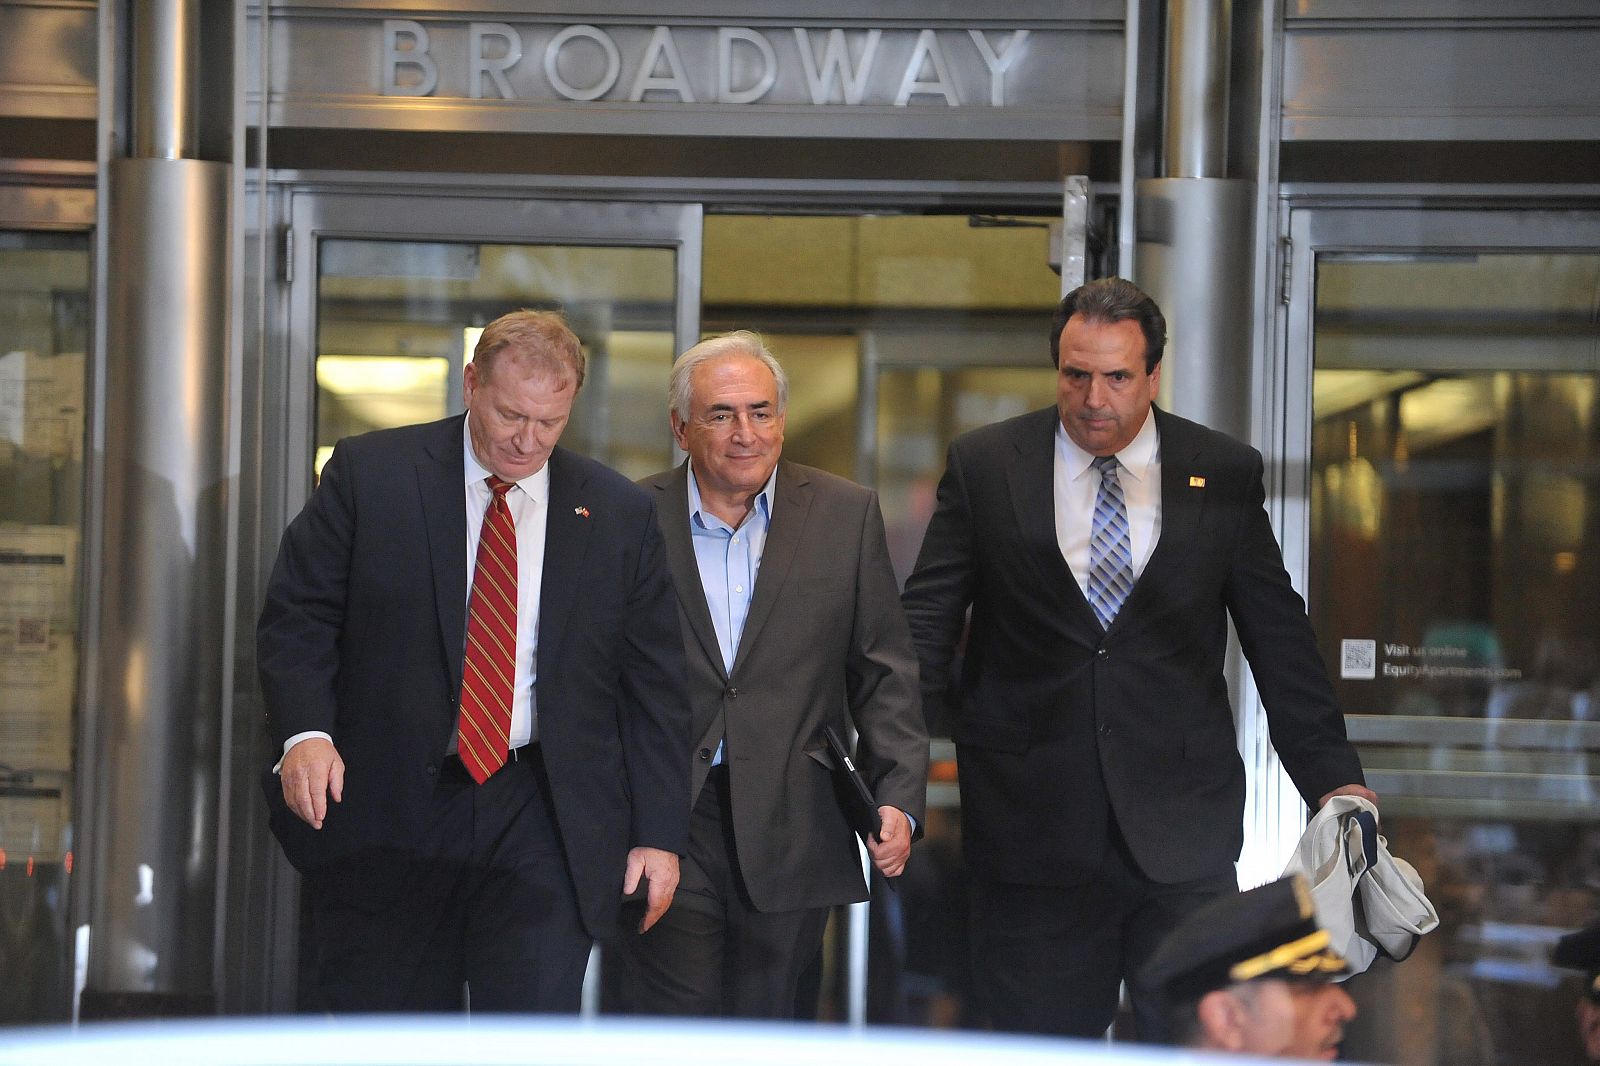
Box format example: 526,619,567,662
687,462,776,532
463,418,550,502
1056,407,1160,484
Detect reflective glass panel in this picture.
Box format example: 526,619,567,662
1309,252,1600,1066
316,240,678,481
0,230,90,1022
876,365,1056,593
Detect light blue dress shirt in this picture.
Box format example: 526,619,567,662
684,464,912,835
687,465,775,765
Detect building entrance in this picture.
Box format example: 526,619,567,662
264,185,1076,1023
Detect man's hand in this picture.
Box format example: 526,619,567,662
624,847,679,933
1318,783,1378,809
279,737,344,829
867,806,912,878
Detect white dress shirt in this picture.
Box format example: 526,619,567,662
462,425,548,749
1054,412,1162,599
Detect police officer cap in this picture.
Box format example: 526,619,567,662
1142,874,1350,1004
1552,921,1600,1003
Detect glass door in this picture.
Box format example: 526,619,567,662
0,225,91,1023
1282,203,1600,1066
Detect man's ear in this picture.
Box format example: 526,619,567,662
1196,988,1249,1051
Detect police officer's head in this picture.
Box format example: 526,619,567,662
1142,875,1357,1060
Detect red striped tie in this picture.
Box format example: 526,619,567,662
458,475,517,784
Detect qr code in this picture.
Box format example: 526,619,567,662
16,616,49,651
1340,639,1376,680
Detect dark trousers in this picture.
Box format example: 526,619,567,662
614,765,830,1019
970,824,1236,1042
307,746,592,1013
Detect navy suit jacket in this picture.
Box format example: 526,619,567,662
902,406,1363,886
257,414,691,936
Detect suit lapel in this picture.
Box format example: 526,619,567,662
1005,410,1101,638
1116,407,1207,624
537,447,593,685
651,463,727,681
730,460,809,675
420,417,469,693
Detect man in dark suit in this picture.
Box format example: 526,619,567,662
257,310,690,1012
618,331,928,1018
901,278,1375,1041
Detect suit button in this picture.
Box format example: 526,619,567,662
1098,724,1111,736
697,748,712,761
725,687,739,699
1096,647,1109,659
426,763,439,776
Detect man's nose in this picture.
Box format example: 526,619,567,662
1085,377,1109,408
1332,986,1357,1021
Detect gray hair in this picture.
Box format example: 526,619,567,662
669,330,789,421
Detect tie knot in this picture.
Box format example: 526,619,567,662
1092,455,1120,478
486,475,515,498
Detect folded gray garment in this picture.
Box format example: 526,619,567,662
1282,794,1440,978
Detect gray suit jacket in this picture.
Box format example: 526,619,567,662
641,459,928,912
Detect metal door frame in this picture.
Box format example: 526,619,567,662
1278,190,1600,611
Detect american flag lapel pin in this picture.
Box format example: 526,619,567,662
574,505,590,518
1189,475,1206,488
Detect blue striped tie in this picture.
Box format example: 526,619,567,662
1088,455,1134,630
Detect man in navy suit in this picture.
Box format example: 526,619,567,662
901,278,1374,1041
258,310,690,1012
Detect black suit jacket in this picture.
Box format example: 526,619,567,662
257,415,691,937
902,406,1363,886
641,460,928,912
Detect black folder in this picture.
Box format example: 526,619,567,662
823,724,882,843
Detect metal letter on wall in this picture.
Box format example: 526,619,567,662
382,19,437,97
263,7,1124,141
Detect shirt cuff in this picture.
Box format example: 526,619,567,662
272,731,333,774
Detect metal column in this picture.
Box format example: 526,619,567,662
82,0,231,1016
1134,0,1254,441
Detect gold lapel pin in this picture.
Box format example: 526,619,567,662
1189,476,1206,488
